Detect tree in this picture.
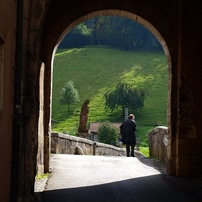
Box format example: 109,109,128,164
59,16,162,51
104,81,147,116
60,81,80,114
97,122,119,146
59,23,92,48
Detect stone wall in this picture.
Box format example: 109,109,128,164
51,132,126,156
3,0,202,200
0,1,16,201
148,126,168,162
37,64,45,175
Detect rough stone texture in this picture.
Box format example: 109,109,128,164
1,1,202,201
37,64,45,175
40,0,202,179
148,126,168,162
51,132,126,156
0,1,16,201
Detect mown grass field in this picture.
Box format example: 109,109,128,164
52,46,168,151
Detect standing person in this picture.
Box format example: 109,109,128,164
120,114,137,157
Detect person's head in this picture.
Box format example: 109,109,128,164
128,114,135,120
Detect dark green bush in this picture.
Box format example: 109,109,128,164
97,122,119,146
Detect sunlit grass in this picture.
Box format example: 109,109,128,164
35,172,49,180
139,147,149,157
52,46,168,146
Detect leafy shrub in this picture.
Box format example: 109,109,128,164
97,122,119,146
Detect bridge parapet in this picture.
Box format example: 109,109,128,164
148,126,168,162
51,132,126,156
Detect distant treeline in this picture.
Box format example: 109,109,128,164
59,16,163,51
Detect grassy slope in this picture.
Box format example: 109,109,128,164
52,46,168,146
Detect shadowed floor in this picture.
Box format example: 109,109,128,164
36,154,202,202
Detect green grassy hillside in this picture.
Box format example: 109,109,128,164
52,46,168,146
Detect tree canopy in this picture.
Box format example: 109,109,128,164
104,81,147,117
60,81,80,114
59,16,162,51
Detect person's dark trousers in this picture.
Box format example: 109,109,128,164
126,142,135,157
131,144,135,156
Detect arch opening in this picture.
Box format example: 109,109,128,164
49,11,171,158
40,7,181,191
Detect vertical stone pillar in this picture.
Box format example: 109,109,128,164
167,59,180,176
44,61,52,173
37,63,45,175
167,0,182,177
177,79,198,176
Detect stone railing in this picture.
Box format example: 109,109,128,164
51,132,126,156
148,126,168,162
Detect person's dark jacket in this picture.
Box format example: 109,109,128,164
120,119,137,144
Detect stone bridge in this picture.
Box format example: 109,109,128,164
51,132,126,157
51,126,168,161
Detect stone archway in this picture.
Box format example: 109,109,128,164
41,6,174,178
14,0,202,201
49,9,172,166
41,0,202,180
